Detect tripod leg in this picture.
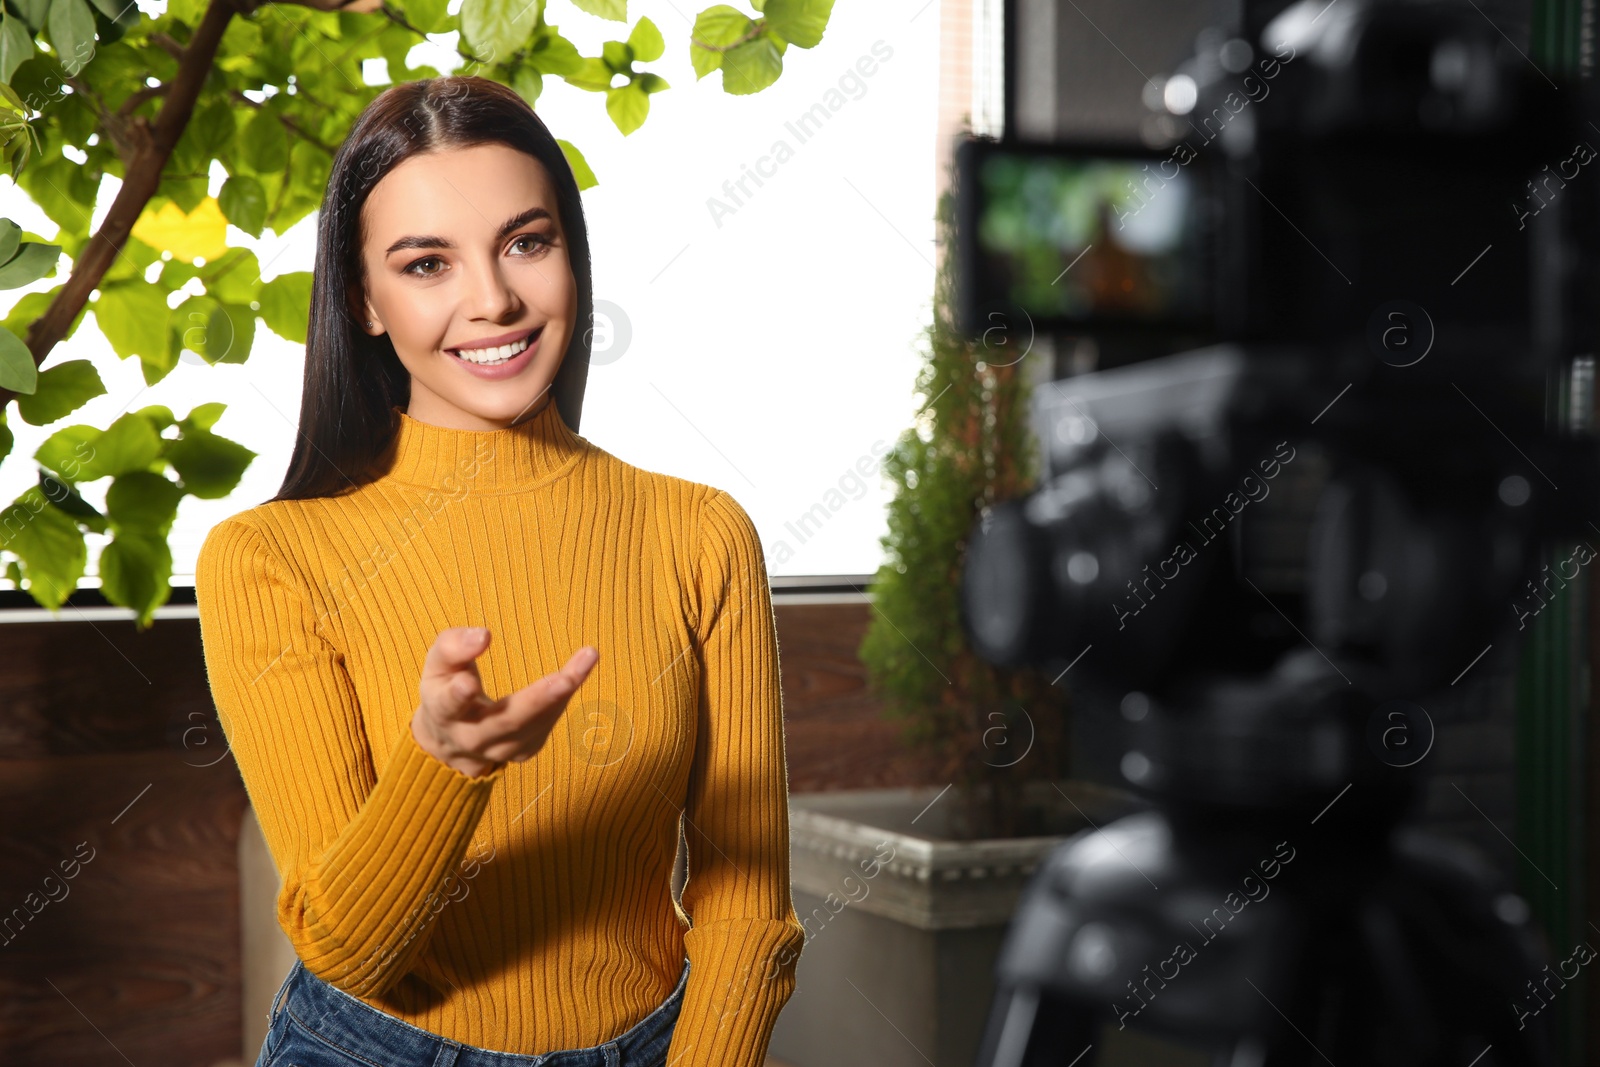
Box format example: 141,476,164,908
972,983,1098,1067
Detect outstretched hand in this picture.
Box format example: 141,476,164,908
411,626,599,778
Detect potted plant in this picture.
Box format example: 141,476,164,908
768,150,1139,1067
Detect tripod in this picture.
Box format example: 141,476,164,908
971,658,1560,1067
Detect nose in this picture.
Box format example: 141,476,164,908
459,254,524,323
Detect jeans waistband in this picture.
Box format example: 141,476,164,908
272,956,691,1067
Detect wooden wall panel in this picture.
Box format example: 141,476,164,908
0,599,930,1066
773,602,948,792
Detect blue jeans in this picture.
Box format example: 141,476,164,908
255,956,691,1067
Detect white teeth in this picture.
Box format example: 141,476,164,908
452,332,535,365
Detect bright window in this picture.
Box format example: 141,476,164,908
0,2,939,585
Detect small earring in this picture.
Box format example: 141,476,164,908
365,320,373,328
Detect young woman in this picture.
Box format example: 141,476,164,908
194,75,805,1067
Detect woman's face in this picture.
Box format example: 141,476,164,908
356,142,577,431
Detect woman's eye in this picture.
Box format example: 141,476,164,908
403,257,443,277
511,233,551,255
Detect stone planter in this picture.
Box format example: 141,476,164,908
769,780,1142,1067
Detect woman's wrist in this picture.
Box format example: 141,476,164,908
411,709,501,779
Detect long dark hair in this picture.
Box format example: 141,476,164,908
271,76,593,502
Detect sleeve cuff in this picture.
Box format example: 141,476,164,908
671,917,807,1067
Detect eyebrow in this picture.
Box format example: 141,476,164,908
384,206,554,258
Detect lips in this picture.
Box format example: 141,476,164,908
447,324,542,355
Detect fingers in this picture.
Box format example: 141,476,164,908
490,648,601,763
423,626,492,680
423,627,496,724
553,647,600,690
446,670,501,724
421,637,599,765
528,647,599,707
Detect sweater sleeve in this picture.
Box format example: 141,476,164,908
194,517,507,999
668,490,807,1067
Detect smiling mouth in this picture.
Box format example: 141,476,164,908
450,326,543,365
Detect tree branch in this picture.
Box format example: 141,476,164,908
149,31,187,60
275,0,383,13
228,89,337,154
115,83,171,120
378,2,427,39
1,0,246,412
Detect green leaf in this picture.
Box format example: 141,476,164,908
401,0,449,33
101,233,163,285
238,107,288,174
571,0,625,20
258,271,311,344
85,0,138,26
512,65,543,106
105,470,183,535
375,20,418,79
602,39,631,71
3,289,81,351
14,0,48,33
605,82,649,135
94,282,172,366
762,0,831,48
0,241,63,288
133,404,176,431
16,358,105,425
179,401,225,432
34,423,99,481
46,0,96,76
721,35,782,94
15,152,94,236
165,175,209,215
0,82,37,178
0,487,86,609
218,174,267,237
690,5,752,79
190,98,236,158
636,71,668,93
171,293,252,367
80,412,164,479
200,247,263,306
0,417,11,465
0,325,34,394
98,527,171,626
529,28,584,75
564,56,614,91
460,0,542,64
38,470,107,533
627,15,663,61
86,0,137,44
558,138,597,191
166,0,205,25
0,13,33,89
165,427,255,498
210,303,255,366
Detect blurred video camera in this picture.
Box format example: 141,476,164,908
956,1,1600,1064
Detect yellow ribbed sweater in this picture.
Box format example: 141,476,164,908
193,397,805,1066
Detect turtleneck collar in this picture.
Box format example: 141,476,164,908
379,398,588,493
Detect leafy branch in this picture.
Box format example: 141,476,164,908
0,0,836,625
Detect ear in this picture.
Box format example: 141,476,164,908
348,288,384,335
